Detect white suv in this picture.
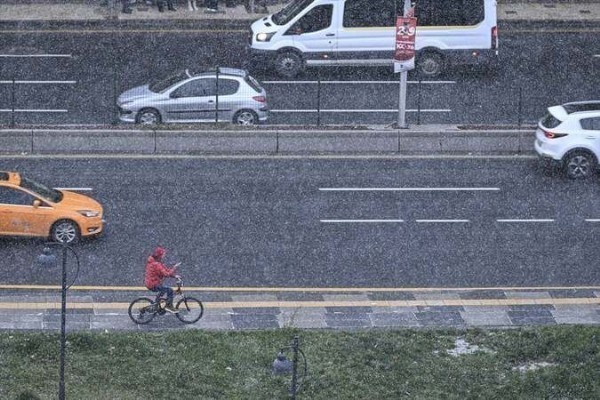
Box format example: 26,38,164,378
535,101,600,179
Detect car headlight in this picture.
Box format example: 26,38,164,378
78,210,100,217
118,100,134,107
256,32,275,42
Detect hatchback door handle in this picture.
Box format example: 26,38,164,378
326,33,335,37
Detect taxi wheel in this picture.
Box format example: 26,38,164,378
51,220,80,244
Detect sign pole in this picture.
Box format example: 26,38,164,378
395,1,416,129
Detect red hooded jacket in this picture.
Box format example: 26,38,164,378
145,255,177,290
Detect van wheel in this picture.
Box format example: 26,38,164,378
564,150,597,180
275,51,303,78
417,52,443,77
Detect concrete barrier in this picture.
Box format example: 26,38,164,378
0,127,536,155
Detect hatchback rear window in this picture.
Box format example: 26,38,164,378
540,113,562,129
245,76,263,93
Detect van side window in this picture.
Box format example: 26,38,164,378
286,4,333,34
416,0,484,27
343,0,402,28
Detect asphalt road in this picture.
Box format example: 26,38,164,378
1,156,600,290
0,28,598,126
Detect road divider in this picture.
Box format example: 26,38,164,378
0,127,535,155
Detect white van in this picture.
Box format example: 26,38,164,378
249,0,498,77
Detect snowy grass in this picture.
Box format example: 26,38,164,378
1,326,600,399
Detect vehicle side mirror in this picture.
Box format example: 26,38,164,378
32,199,41,208
170,92,180,99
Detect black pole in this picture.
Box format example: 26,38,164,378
59,243,67,400
11,78,16,128
517,86,523,128
417,80,422,125
112,66,119,126
215,67,219,123
290,336,299,399
316,80,321,127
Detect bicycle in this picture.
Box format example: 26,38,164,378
128,276,204,324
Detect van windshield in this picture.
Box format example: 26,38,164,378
272,0,314,25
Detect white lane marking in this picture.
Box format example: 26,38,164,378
585,219,600,222
0,80,77,84
0,54,72,58
415,219,470,223
320,219,404,223
320,187,500,192
271,109,451,113
0,109,68,113
594,55,600,58
54,187,93,191
263,80,456,84
497,219,554,223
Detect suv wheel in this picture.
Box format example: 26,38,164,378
564,150,597,180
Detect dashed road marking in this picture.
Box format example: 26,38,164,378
320,187,500,192
320,219,404,223
497,219,554,223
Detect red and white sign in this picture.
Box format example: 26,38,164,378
394,16,417,73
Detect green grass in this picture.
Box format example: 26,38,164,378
1,327,600,399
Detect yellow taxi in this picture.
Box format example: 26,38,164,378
0,171,104,243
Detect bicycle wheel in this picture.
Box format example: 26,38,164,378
128,298,157,324
175,297,204,324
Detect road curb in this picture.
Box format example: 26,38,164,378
0,128,535,155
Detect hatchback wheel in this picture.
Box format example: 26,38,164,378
51,220,80,244
136,109,161,125
233,110,258,126
564,151,597,180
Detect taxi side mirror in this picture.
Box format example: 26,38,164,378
32,199,41,208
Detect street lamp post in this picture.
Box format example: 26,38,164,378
37,242,80,400
272,335,307,399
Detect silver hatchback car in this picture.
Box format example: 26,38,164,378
117,67,269,125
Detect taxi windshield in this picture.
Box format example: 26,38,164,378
20,176,63,203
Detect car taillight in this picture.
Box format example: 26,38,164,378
491,26,498,49
253,95,266,103
543,129,567,139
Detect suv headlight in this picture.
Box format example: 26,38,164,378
78,210,100,217
256,32,275,42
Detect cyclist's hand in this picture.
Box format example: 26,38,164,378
175,275,182,279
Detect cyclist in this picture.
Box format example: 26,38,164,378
144,247,180,314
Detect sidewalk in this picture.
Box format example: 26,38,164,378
1,286,599,331
0,1,598,25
